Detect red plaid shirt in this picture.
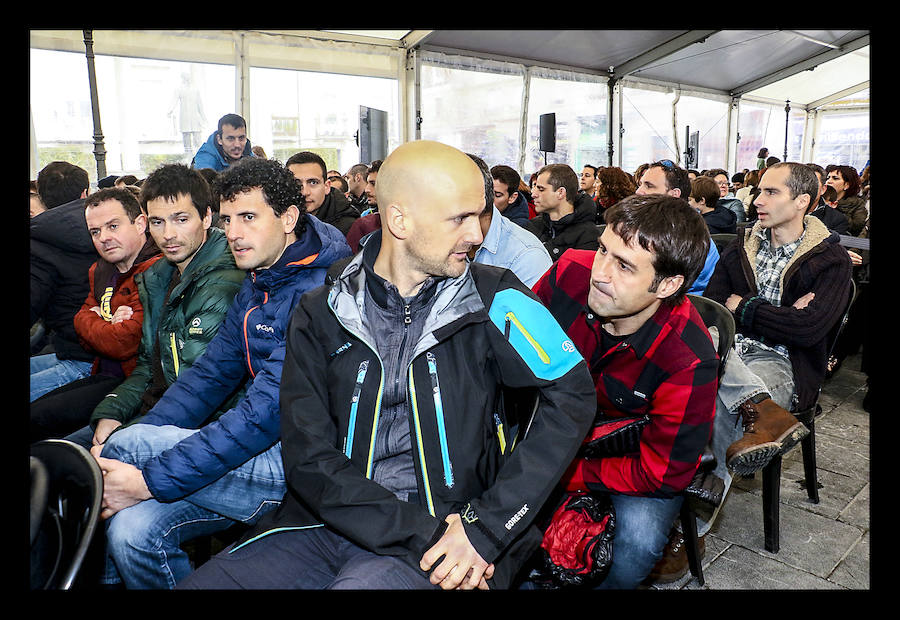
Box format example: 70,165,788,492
533,249,718,497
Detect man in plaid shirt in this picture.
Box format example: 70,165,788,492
531,193,718,589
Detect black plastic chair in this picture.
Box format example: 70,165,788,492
710,233,737,255
30,439,104,590
677,295,736,585
759,279,858,553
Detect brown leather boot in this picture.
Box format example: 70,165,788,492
644,526,705,584
726,398,810,476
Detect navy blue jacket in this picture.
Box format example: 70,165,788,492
135,215,352,501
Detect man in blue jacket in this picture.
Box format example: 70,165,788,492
91,157,352,589
190,113,256,172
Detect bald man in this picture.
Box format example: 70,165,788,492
179,140,596,591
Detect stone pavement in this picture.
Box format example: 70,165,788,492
649,352,870,590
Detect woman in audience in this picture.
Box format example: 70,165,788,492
825,164,867,236
593,166,637,218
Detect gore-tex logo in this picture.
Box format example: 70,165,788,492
256,323,275,334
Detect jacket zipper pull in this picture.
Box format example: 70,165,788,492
404,303,411,325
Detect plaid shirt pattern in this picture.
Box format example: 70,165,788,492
741,224,807,360
533,250,719,498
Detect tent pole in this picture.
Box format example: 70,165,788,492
783,100,791,161
83,30,107,180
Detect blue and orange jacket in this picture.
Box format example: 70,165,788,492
135,215,352,502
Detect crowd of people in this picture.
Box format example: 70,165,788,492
30,113,870,590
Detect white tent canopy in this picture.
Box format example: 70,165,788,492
29,29,870,180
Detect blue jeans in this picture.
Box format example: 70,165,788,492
177,526,440,590
99,424,285,589
594,493,684,589
698,341,796,536
30,353,92,401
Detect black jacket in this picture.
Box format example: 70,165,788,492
702,205,737,234
311,187,360,236
234,247,596,589
30,198,99,361
526,191,600,261
810,199,850,235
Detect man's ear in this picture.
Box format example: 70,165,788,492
655,274,684,300
509,191,519,206
281,204,300,233
382,203,409,240
667,188,682,199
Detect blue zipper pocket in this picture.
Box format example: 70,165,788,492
426,352,454,488
344,360,369,458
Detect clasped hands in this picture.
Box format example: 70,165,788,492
419,512,494,590
90,444,152,520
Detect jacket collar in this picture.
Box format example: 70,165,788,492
586,298,685,360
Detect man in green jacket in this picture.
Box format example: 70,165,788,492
66,163,246,449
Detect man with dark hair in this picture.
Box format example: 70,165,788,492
178,140,595,590
529,193,718,589
490,164,532,228
343,160,384,252
286,151,359,235
191,113,256,172
31,187,161,436
31,161,98,399
344,162,371,212
89,158,352,589
64,163,245,452
329,174,349,194
635,160,719,294
580,164,598,198
706,163,852,464
526,163,599,260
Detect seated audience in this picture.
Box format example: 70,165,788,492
825,164,867,236
690,175,736,234
64,163,245,451
31,187,161,441
31,161,99,400
88,157,352,589
178,139,595,591
286,151,359,235
529,193,718,589
490,164,532,228
526,163,600,260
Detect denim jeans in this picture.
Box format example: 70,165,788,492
98,423,285,589
593,493,684,589
697,341,796,536
30,353,92,402
177,526,440,590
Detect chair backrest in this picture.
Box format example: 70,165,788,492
30,439,103,590
688,294,736,380
710,233,737,254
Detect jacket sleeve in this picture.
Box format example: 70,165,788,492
73,265,144,361
733,249,852,349
457,279,596,565
90,272,244,429
278,295,448,560
133,290,279,501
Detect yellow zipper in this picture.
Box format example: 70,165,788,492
170,332,180,376
505,312,550,364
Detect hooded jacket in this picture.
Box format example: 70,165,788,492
701,204,737,235
703,216,853,411
90,227,246,429
31,198,99,361
310,187,360,236
191,130,256,172
500,191,533,228
73,237,162,377
526,191,600,261
128,215,352,502
232,236,596,589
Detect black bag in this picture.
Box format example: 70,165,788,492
580,414,649,458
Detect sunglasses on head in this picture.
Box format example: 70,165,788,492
658,159,676,169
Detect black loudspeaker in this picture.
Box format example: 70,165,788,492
539,113,556,152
